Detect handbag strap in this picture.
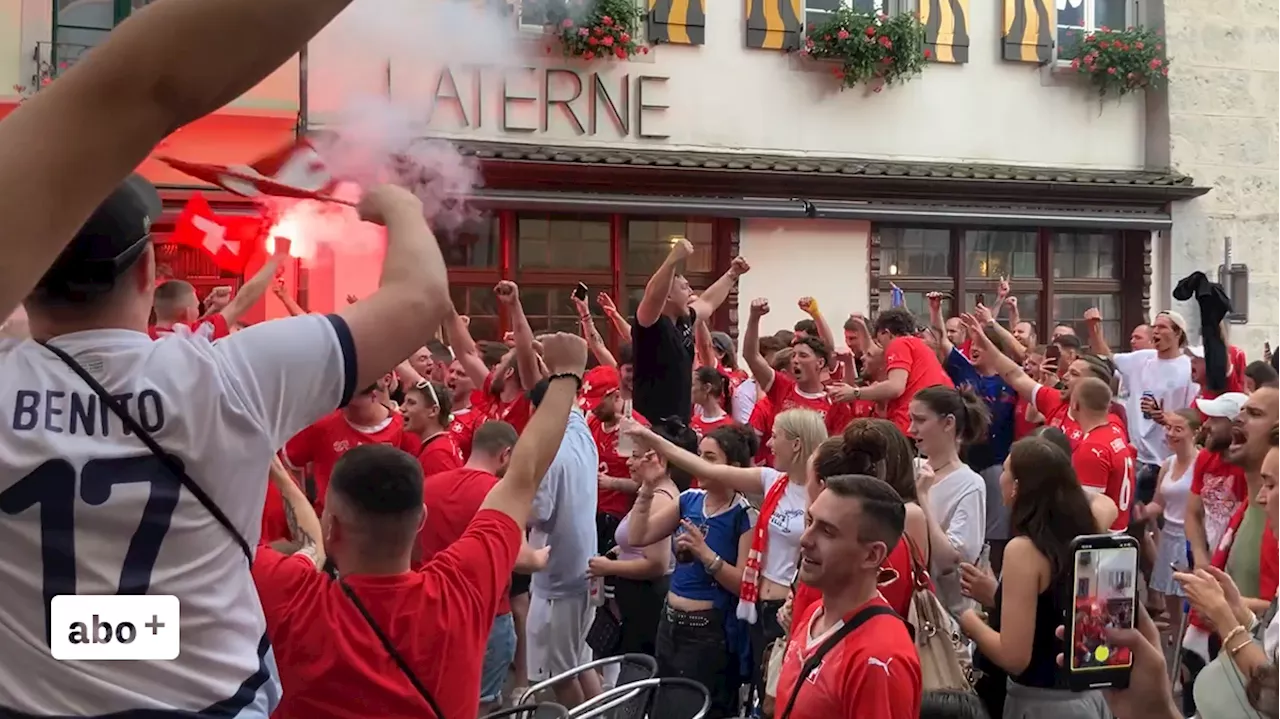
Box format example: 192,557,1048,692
338,579,447,719
38,340,253,564
779,604,900,719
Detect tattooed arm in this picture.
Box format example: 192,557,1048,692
270,455,326,569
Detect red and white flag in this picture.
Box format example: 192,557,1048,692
170,193,256,274
159,139,341,203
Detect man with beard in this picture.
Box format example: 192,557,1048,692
415,420,549,714
582,365,649,554
774,474,921,719
1179,386,1278,716
1186,392,1251,568
438,308,492,459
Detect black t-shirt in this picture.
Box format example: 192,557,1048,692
631,308,696,424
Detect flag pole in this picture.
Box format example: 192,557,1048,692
296,44,309,140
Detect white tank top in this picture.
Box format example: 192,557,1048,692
1160,455,1196,526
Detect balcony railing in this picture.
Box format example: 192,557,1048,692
23,39,96,95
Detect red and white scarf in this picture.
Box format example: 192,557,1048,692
737,473,791,624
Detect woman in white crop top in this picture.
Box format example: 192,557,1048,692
1142,408,1201,632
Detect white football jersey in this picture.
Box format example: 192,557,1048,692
0,313,354,717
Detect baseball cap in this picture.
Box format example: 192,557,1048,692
1155,310,1188,338
1185,345,1205,359
579,365,621,411
710,331,733,356
1194,392,1248,419
34,174,161,297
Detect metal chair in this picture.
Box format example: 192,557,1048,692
480,702,569,719
568,677,711,719
517,653,658,707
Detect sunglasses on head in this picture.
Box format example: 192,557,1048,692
415,380,440,407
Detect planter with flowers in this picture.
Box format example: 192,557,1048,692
1065,26,1169,97
798,6,929,92
534,0,648,62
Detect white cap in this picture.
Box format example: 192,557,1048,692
1185,345,1205,359
1194,392,1249,419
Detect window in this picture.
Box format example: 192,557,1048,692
439,216,500,269
521,286,607,335
876,226,1135,349
450,285,501,344
51,0,153,71
1057,0,1129,59
805,0,892,32
625,219,714,277
517,214,611,270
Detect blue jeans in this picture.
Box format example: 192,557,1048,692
480,612,517,703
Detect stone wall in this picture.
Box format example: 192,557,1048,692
1165,0,1278,355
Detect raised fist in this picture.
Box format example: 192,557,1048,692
494,280,519,305
729,256,751,277
750,298,770,317
541,332,588,377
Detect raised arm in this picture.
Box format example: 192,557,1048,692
0,0,359,320
574,294,616,368
219,252,288,326
623,419,764,496
480,334,588,529
742,298,776,392
597,292,632,338
335,187,450,393
494,281,543,392
960,313,1041,402
444,308,491,388
636,239,692,328
1083,308,1113,356
270,455,326,569
926,292,954,357
797,296,836,353
689,257,750,321
694,319,716,369
627,482,682,547
271,277,307,317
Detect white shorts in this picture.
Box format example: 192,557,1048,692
527,591,594,680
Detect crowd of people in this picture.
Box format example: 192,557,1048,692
0,4,1276,719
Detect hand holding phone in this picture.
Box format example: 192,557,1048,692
572,282,589,303
1066,534,1139,691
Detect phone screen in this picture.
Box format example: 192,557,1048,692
573,282,589,302
1070,543,1138,675
1044,345,1062,364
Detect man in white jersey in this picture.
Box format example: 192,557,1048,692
0,3,450,714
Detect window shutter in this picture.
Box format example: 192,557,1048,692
647,0,707,45
921,0,970,63
1001,0,1054,63
745,0,803,51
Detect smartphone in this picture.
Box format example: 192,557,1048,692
975,292,986,306
572,282,589,302
1066,534,1139,691
1044,344,1062,366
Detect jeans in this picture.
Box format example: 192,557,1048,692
655,606,737,718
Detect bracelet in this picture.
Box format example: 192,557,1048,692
1221,624,1249,651
547,372,584,391
1228,632,1255,656
705,555,725,574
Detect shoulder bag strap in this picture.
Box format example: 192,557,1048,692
38,341,252,564
778,605,901,719
338,579,447,719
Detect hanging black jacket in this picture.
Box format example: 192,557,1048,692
1172,271,1231,393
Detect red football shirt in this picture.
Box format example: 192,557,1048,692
416,432,463,478
749,393,776,466
690,408,735,440
882,335,954,435
774,597,922,719
1072,424,1134,531
147,314,231,341
589,412,649,518
1013,397,1041,440
261,480,288,544
447,393,487,460
415,467,511,616
255,510,521,719
1191,449,1249,550
1032,385,1129,450
476,375,534,434
767,371,853,436
284,411,419,515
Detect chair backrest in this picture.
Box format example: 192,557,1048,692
569,677,710,719
519,654,658,706
479,702,569,719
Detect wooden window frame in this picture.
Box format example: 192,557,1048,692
872,225,1147,350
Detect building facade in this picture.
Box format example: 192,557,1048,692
1,0,1273,349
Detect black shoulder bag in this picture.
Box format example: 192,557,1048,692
42,342,447,719
778,604,902,719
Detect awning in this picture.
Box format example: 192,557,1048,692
471,189,1172,229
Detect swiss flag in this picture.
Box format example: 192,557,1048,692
170,193,257,274
158,139,341,203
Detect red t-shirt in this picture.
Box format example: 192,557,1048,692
447,393,488,460
775,597,922,719
1013,397,1041,440
749,393,776,466
415,468,511,616
254,510,521,719
147,314,231,341
284,411,419,515
589,412,649,518
1198,346,1249,401
1191,449,1249,550
416,432,463,478
790,539,926,638
1032,385,1129,450
690,409,735,440
476,375,534,434
261,480,289,544
767,371,853,437
1072,424,1134,531
882,336,954,434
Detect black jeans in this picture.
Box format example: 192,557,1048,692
614,576,669,657
656,606,738,718
748,598,786,711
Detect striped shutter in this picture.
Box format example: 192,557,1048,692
1002,0,1055,63
921,0,971,63
647,0,707,45
744,0,803,51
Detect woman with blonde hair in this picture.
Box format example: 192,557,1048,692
623,408,828,706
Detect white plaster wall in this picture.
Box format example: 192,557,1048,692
1165,0,1279,353
737,218,869,347
304,0,1146,169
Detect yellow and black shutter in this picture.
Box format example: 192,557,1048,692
744,0,803,51
1002,0,1055,62
921,0,970,63
647,0,707,45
